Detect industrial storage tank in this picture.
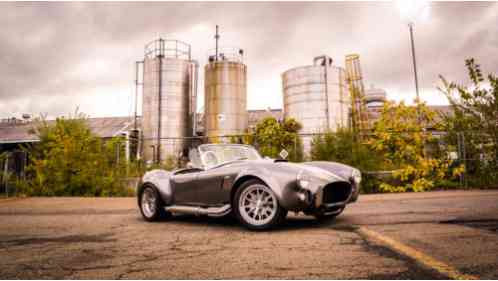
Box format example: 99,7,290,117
282,56,350,154
141,38,198,164
364,86,387,128
204,47,247,141
282,56,350,132
364,85,387,108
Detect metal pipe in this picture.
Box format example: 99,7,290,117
191,61,199,136
116,142,120,166
323,61,330,129
339,69,345,127
312,55,332,129
165,204,231,217
134,61,142,131
408,23,420,101
157,39,164,164
3,154,8,197
215,25,219,61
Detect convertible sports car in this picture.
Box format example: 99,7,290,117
137,144,361,230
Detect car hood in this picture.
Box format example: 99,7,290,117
221,159,352,183
279,161,351,182
302,161,356,181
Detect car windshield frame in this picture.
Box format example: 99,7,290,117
197,144,262,169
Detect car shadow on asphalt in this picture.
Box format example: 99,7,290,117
137,213,350,232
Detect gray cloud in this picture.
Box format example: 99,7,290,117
0,2,496,119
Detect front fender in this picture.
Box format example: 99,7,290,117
140,169,174,205
233,166,303,211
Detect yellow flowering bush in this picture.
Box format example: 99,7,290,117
370,101,457,193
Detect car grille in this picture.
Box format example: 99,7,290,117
322,181,352,204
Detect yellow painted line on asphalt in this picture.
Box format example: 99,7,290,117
357,227,479,280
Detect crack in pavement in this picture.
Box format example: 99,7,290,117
0,233,116,247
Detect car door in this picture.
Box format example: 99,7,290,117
170,171,199,204
196,165,239,205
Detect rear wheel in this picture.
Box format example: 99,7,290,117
139,185,170,222
234,180,287,230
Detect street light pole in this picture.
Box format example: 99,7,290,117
408,22,420,102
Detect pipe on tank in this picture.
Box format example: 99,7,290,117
313,55,333,66
156,39,164,164
189,60,199,137
134,61,144,131
215,25,220,61
313,55,333,129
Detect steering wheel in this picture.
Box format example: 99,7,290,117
201,151,219,168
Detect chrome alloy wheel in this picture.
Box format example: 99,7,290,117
238,184,278,226
141,188,157,218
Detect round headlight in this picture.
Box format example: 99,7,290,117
297,170,311,189
352,169,362,184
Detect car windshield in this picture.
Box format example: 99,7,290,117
198,144,262,169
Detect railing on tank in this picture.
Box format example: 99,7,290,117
207,47,244,63
144,38,191,60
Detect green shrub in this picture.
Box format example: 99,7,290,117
310,128,386,193
20,114,138,197
439,58,498,188
251,117,304,162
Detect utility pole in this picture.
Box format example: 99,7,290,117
408,23,420,102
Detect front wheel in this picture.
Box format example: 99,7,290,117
234,180,287,230
139,185,170,222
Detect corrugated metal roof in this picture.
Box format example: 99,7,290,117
0,116,140,144
248,109,283,128
0,105,453,144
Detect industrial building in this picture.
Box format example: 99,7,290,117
1,28,453,172
0,116,139,191
0,101,452,189
0,108,282,187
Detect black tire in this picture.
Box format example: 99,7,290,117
139,185,171,222
314,207,345,222
233,179,287,230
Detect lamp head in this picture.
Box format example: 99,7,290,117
396,0,431,25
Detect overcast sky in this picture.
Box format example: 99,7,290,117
1,1,497,119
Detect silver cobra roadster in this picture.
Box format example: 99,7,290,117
138,144,361,230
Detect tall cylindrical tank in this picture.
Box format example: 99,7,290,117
282,56,350,154
365,85,387,108
141,39,198,163
204,47,247,141
282,56,350,133
364,86,387,128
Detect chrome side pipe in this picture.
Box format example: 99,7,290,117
165,204,231,217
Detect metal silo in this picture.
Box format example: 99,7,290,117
140,38,198,164
282,55,350,133
365,86,387,108
364,86,387,128
204,47,247,142
282,56,350,154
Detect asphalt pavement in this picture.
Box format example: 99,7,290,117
0,190,497,279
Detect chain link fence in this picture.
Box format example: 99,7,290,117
1,130,496,197
138,130,497,191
